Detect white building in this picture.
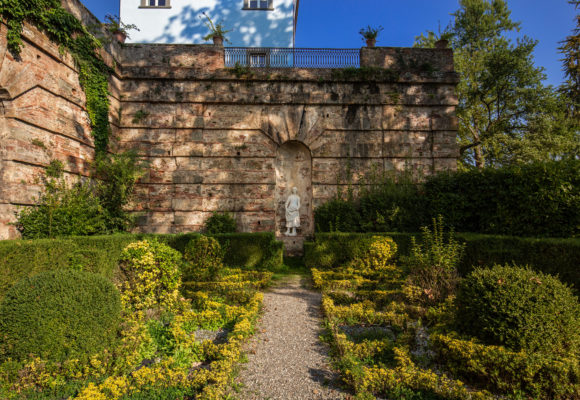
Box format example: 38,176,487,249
120,0,299,47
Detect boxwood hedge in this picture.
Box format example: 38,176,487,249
0,232,283,298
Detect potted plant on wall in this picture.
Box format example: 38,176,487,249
435,32,453,49
359,25,384,47
103,14,139,43
202,12,232,46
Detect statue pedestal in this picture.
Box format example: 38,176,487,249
278,235,305,257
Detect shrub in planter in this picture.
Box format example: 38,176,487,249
119,239,182,312
183,236,224,280
203,212,237,234
0,269,121,362
456,264,580,355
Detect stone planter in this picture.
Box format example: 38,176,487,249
113,31,127,43
366,38,376,47
212,36,224,46
435,39,449,49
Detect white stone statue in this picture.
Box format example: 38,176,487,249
285,187,301,236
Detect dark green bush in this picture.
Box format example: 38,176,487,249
93,151,146,232
423,160,579,237
357,169,425,233
314,198,360,232
314,159,579,237
15,152,144,239
455,265,580,355
16,178,107,239
203,212,237,234
211,232,284,271
0,269,121,362
183,236,224,280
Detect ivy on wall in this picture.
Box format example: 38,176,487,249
0,0,112,153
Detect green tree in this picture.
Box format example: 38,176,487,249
16,152,145,238
93,151,145,232
559,0,579,119
415,0,579,168
15,161,107,238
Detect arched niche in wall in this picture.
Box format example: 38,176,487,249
274,141,313,237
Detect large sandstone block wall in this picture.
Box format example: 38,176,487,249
0,0,122,240
0,0,459,240
116,45,459,237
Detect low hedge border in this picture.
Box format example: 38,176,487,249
430,333,580,398
0,232,283,298
304,232,580,290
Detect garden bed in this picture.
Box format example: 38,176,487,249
0,239,273,399
312,234,580,399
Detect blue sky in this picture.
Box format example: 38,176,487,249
84,0,576,87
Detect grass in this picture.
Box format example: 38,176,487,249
271,256,310,281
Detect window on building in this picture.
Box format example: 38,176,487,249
243,0,273,10
140,0,170,8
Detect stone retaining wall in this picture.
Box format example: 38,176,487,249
0,1,459,240
0,13,123,239
116,45,459,236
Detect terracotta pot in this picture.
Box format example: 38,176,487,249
366,38,376,47
113,31,127,43
435,39,449,49
212,36,224,46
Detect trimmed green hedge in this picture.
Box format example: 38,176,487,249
0,269,121,362
304,232,580,290
314,160,580,238
423,160,580,238
457,233,580,287
304,232,415,270
456,265,580,355
0,232,283,298
212,232,283,271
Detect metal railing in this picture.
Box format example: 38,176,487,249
224,47,360,68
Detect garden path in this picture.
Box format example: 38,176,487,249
235,275,349,400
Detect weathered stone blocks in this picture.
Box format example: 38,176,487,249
0,5,459,240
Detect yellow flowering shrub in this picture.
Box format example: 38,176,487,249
312,269,372,291
118,240,182,312
75,383,108,400
356,235,398,272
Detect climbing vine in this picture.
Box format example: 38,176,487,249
0,0,112,152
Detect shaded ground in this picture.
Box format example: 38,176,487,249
235,275,349,400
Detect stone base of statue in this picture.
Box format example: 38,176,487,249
278,235,305,257
284,227,298,236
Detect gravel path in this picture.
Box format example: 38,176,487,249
236,276,349,400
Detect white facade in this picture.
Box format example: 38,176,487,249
120,0,299,47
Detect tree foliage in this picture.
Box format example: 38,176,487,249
16,152,144,238
93,151,146,232
415,0,579,168
559,0,580,119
